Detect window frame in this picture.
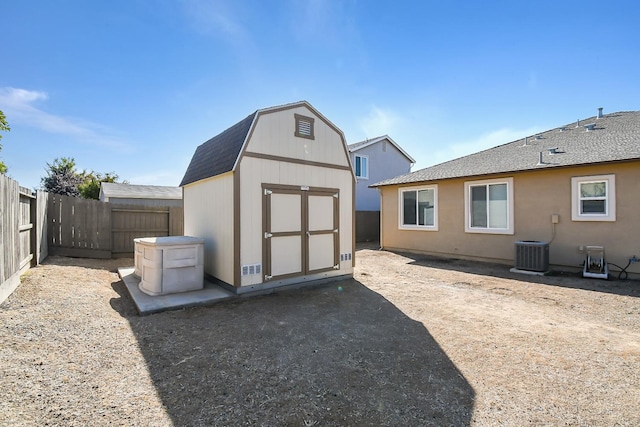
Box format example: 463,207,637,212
571,174,616,221
294,113,315,140
398,184,439,231
354,154,369,180
464,177,514,234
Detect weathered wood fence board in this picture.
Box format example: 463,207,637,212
35,191,49,264
48,195,112,258
48,195,183,258
355,210,380,243
1,175,46,305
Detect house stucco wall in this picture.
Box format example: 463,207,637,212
380,161,640,278
351,141,412,211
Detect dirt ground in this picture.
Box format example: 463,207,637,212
1,246,639,426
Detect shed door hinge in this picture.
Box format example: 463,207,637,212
333,264,340,270
264,189,272,196
333,229,338,233
333,193,339,198
264,274,272,281
264,232,273,239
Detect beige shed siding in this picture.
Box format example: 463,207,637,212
246,106,350,168
239,156,353,286
183,173,235,285
381,162,640,276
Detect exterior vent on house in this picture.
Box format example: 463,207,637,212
522,136,529,146
548,147,559,154
575,119,580,128
597,107,604,118
537,151,545,165
514,241,550,272
559,127,566,132
535,134,542,140
584,123,596,131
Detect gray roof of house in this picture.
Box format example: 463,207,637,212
371,110,640,187
180,112,257,186
348,135,416,163
100,182,182,199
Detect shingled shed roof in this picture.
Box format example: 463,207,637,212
180,112,256,187
371,110,640,187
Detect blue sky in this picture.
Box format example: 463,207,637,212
1,0,639,190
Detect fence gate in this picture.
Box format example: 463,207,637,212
1,175,41,305
48,194,183,258
111,208,171,254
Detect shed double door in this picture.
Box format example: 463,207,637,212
263,184,339,281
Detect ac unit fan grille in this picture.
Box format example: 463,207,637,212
514,241,549,272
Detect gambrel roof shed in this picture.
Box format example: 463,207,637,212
180,101,355,293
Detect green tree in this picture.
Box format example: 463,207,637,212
0,109,10,174
41,157,83,196
78,171,121,200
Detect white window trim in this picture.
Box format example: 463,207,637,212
354,154,369,180
398,184,439,231
464,177,514,235
571,174,616,221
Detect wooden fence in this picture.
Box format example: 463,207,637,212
48,194,183,258
0,175,48,305
355,210,380,243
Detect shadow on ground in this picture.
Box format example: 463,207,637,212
110,279,474,426
396,251,640,298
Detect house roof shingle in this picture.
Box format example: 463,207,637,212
371,110,640,187
179,112,257,187
100,182,182,200
348,135,416,164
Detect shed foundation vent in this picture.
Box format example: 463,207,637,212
514,241,549,272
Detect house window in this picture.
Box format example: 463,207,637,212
399,185,438,230
294,114,315,140
354,155,368,179
571,174,616,221
464,177,514,234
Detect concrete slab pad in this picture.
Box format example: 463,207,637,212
509,267,550,276
118,267,236,315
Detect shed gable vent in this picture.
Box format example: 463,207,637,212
294,113,315,140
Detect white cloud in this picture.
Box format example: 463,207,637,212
358,105,404,139
0,87,130,151
181,0,250,43
289,0,357,49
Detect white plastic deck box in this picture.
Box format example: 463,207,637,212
135,236,204,296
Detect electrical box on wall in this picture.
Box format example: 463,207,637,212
551,214,559,224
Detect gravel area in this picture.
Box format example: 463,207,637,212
1,248,639,426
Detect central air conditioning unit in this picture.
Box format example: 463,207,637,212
514,240,550,272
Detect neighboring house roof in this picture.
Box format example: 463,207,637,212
180,100,350,187
348,135,416,164
100,182,182,200
372,110,640,187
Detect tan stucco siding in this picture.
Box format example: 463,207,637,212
381,162,640,277
183,173,235,285
245,106,350,167
239,156,354,286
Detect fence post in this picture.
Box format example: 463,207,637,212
30,190,37,267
